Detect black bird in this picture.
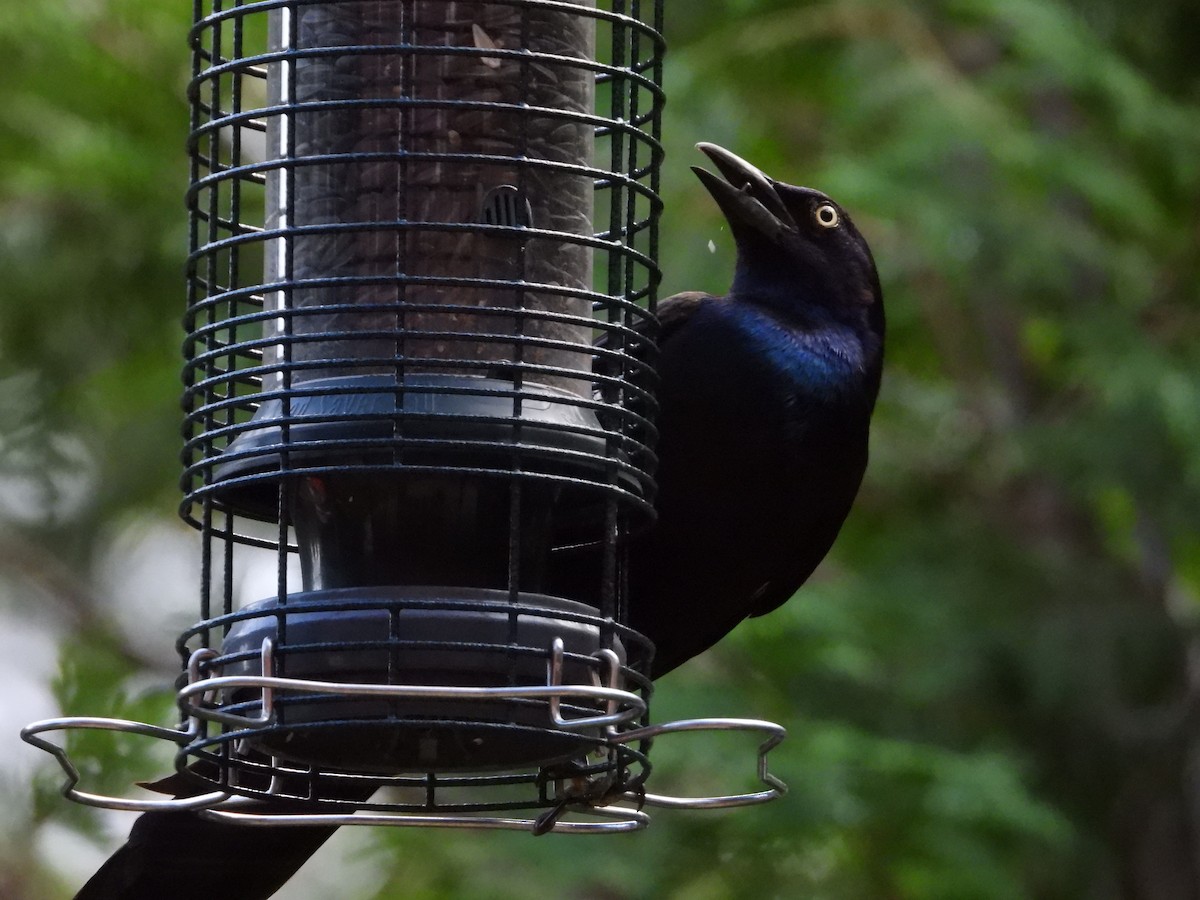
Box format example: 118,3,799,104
73,143,884,898
620,142,885,676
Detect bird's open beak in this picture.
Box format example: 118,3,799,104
691,143,796,244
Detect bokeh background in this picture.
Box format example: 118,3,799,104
3,0,1199,897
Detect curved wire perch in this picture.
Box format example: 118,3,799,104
18,645,239,813
199,797,650,834
20,715,785,820
177,635,646,733
176,681,648,739
22,640,786,822
611,718,788,809
178,678,648,734
19,717,230,813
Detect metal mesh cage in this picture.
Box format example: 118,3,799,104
176,0,666,818
182,0,663,524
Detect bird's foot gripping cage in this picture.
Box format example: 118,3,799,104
23,0,786,832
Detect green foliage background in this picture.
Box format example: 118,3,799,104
2,0,1198,897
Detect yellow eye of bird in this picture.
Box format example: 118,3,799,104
815,203,839,229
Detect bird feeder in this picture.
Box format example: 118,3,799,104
24,0,785,833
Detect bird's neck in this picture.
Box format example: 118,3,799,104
731,261,837,320
729,280,861,344
725,294,881,404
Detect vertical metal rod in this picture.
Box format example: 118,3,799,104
649,0,664,317
221,508,235,622
182,0,204,522
198,502,213,646
506,478,523,693
274,1,299,673
623,1,641,327
393,0,413,471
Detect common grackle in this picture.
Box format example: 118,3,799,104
617,142,885,677
73,143,883,899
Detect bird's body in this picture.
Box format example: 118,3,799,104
73,144,883,898
630,287,880,676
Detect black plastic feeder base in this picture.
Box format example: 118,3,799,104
216,587,635,773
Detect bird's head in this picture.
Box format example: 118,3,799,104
692,142,883,339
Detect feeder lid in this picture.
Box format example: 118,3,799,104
210,374,635,519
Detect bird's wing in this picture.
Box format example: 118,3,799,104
655,291,713,341
745,438,867,620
